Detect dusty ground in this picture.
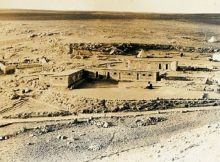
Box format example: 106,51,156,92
1,11,220,161
97,120,220,162
1,108,220,162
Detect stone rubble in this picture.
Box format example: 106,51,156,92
135,117,167,127
88,143,103,151
69,43,219,55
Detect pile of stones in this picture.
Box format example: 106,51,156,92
78,98,220,113
135,116,167,127
68,43,220,55
3,111,72,119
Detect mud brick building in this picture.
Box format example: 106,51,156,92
43,59,180,88
49,69,85,88
85,68,160,82
127,59,178,71
46,68,159,88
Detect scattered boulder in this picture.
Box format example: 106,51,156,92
0,136,4,141
0,135,9,141
27,142,34,146
29,34,38,38
39,56,50,64
57,135,68,140
135,117,167,127
22,88,31,94
8,92,20,100
88,143,102,151
208,36,218,43
102,121,109,128
88,120,111,128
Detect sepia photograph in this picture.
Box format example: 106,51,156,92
0,0,220,161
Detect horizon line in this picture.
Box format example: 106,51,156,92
0,8,220,14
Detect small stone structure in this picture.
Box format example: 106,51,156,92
0,61,16,74
0,61,42,75
127,59,178,71
49,69,84,88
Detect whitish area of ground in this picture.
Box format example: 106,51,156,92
97,122,220,162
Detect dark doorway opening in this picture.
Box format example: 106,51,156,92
156,72,161,81
96,72,99,78
159,64,162,70
99,75,104,79
107,72,110,79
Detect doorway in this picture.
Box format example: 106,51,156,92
96,72,99,78
107,72,110,79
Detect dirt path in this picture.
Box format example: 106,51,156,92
1,106,220,125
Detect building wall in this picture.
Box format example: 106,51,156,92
86,69,158,82
50,76,69,87
0,63,16,74
68,70,84,86
49,69,84,87
43,68,158,88
128,60,178,71
39,74,54,85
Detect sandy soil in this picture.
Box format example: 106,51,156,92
96,122,220,162
1,16,220,115
1,108,220,162
1,12,220,162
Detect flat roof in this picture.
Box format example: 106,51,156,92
39,72,54,76
129,59,177,62
87,68,158,73
52,69,83,77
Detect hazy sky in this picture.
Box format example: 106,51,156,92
0,0,220,13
